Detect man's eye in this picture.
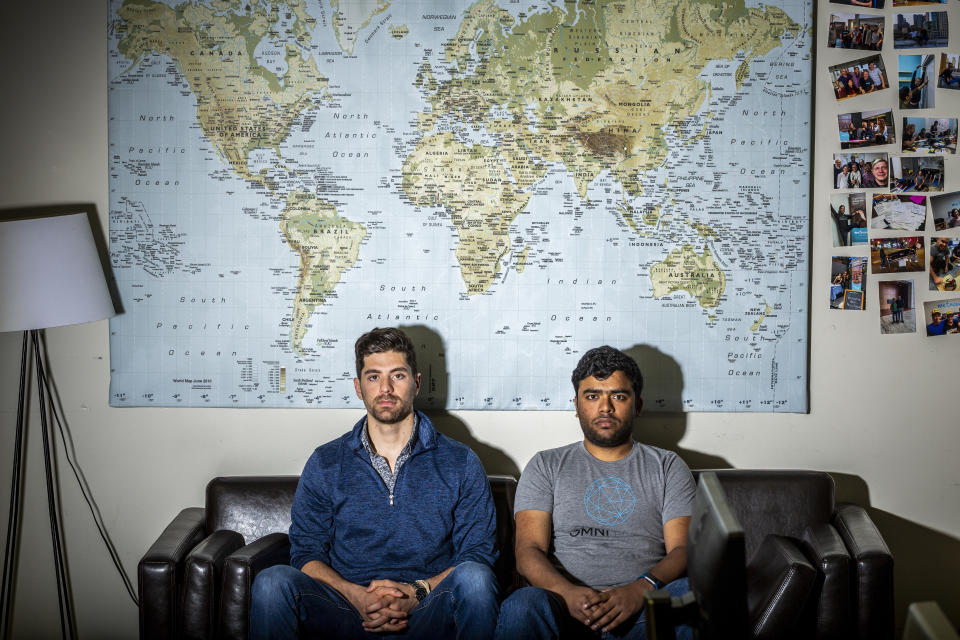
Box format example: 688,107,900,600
394,373,405,380
367,375,378,382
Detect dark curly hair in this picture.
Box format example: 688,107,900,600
354,327,418,377
571,346,643,399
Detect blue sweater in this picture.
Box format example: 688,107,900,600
288,411,498,584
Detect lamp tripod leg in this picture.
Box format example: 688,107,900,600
32,331,77,640
0,332,29,640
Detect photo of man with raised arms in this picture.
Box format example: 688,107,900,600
495,346,694,640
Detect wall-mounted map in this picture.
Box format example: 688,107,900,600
108,0,811,411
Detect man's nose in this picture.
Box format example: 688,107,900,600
379,376,393,393
599,395,613,413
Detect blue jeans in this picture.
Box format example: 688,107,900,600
250,561,499,639
495,578,692,640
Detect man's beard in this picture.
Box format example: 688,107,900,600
579,417,633,448
368,393,414,424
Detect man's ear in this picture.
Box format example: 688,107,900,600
353,377,362,399
635,397,643,417
573,396,579,417
414,372,422,394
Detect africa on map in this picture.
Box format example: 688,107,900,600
108,0,811,411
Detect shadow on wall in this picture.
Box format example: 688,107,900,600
402,324,520,477
625,344,733,470
832,473,960,634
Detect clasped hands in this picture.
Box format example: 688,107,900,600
563,581,649,633
349,579,419,633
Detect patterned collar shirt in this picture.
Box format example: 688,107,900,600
360,414,418,505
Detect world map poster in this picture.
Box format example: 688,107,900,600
107,0,811,411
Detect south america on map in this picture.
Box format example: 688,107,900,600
108,0,811,411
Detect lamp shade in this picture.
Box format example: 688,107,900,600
0,213,115,332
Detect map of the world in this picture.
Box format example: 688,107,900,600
107,0,811,411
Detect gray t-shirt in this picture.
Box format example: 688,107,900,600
515,441,695,590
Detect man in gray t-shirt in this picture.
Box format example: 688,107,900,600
495,346,694,640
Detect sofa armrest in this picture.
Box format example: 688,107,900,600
833,503,894,640
219,533,291,640
802,523,851,639
138,507,206,640
181,530,246,640
746,534,817,640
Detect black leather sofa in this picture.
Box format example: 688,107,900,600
139,470,892,640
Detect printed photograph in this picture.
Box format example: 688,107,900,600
831,54,890,100
899,54,935,108
870,236,925,273
901,117,957,154
929,236,960,291
830,256,867,309
829,14,885,50
831,0,884,9
893,0,945,6
834,153,889,189
871,194,926,231
893,12,947,48
830,193,869,246
891,155,943,192
839,110,895,149
890,156,943,193
930,191,960,231
922,299,960,336
937,53,960,89
878,280,916,334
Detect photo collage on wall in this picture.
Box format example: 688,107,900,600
829,0,960,336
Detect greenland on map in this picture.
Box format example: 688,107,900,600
107,0,812,411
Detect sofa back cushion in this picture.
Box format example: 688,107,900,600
205,474,519,577
206,476,299,544
694,470,835,560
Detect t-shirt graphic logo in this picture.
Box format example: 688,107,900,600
584,477,636,526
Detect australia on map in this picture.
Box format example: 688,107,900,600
107,0,811,411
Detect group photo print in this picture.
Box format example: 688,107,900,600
901,116,957,154
839,109,896,149
834,152,889,189
830,54,890,99
829,13,886,50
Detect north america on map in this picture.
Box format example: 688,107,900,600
108,0,811,411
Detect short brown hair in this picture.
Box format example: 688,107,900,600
354,327,418,377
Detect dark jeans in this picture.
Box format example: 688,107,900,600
250,561,499,639
495,578,692,640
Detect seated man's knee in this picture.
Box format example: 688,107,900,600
500,586,554,615
251,565,300,603
449,561,498,598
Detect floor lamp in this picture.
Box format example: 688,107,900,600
0,213,115,639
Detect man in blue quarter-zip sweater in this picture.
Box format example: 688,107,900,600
250,328,499,639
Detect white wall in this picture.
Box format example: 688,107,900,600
0,1,957,637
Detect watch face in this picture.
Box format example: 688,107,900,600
414,582,428,601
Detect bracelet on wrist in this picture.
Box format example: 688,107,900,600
640,572,664,590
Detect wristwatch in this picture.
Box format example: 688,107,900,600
411,579,429,602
